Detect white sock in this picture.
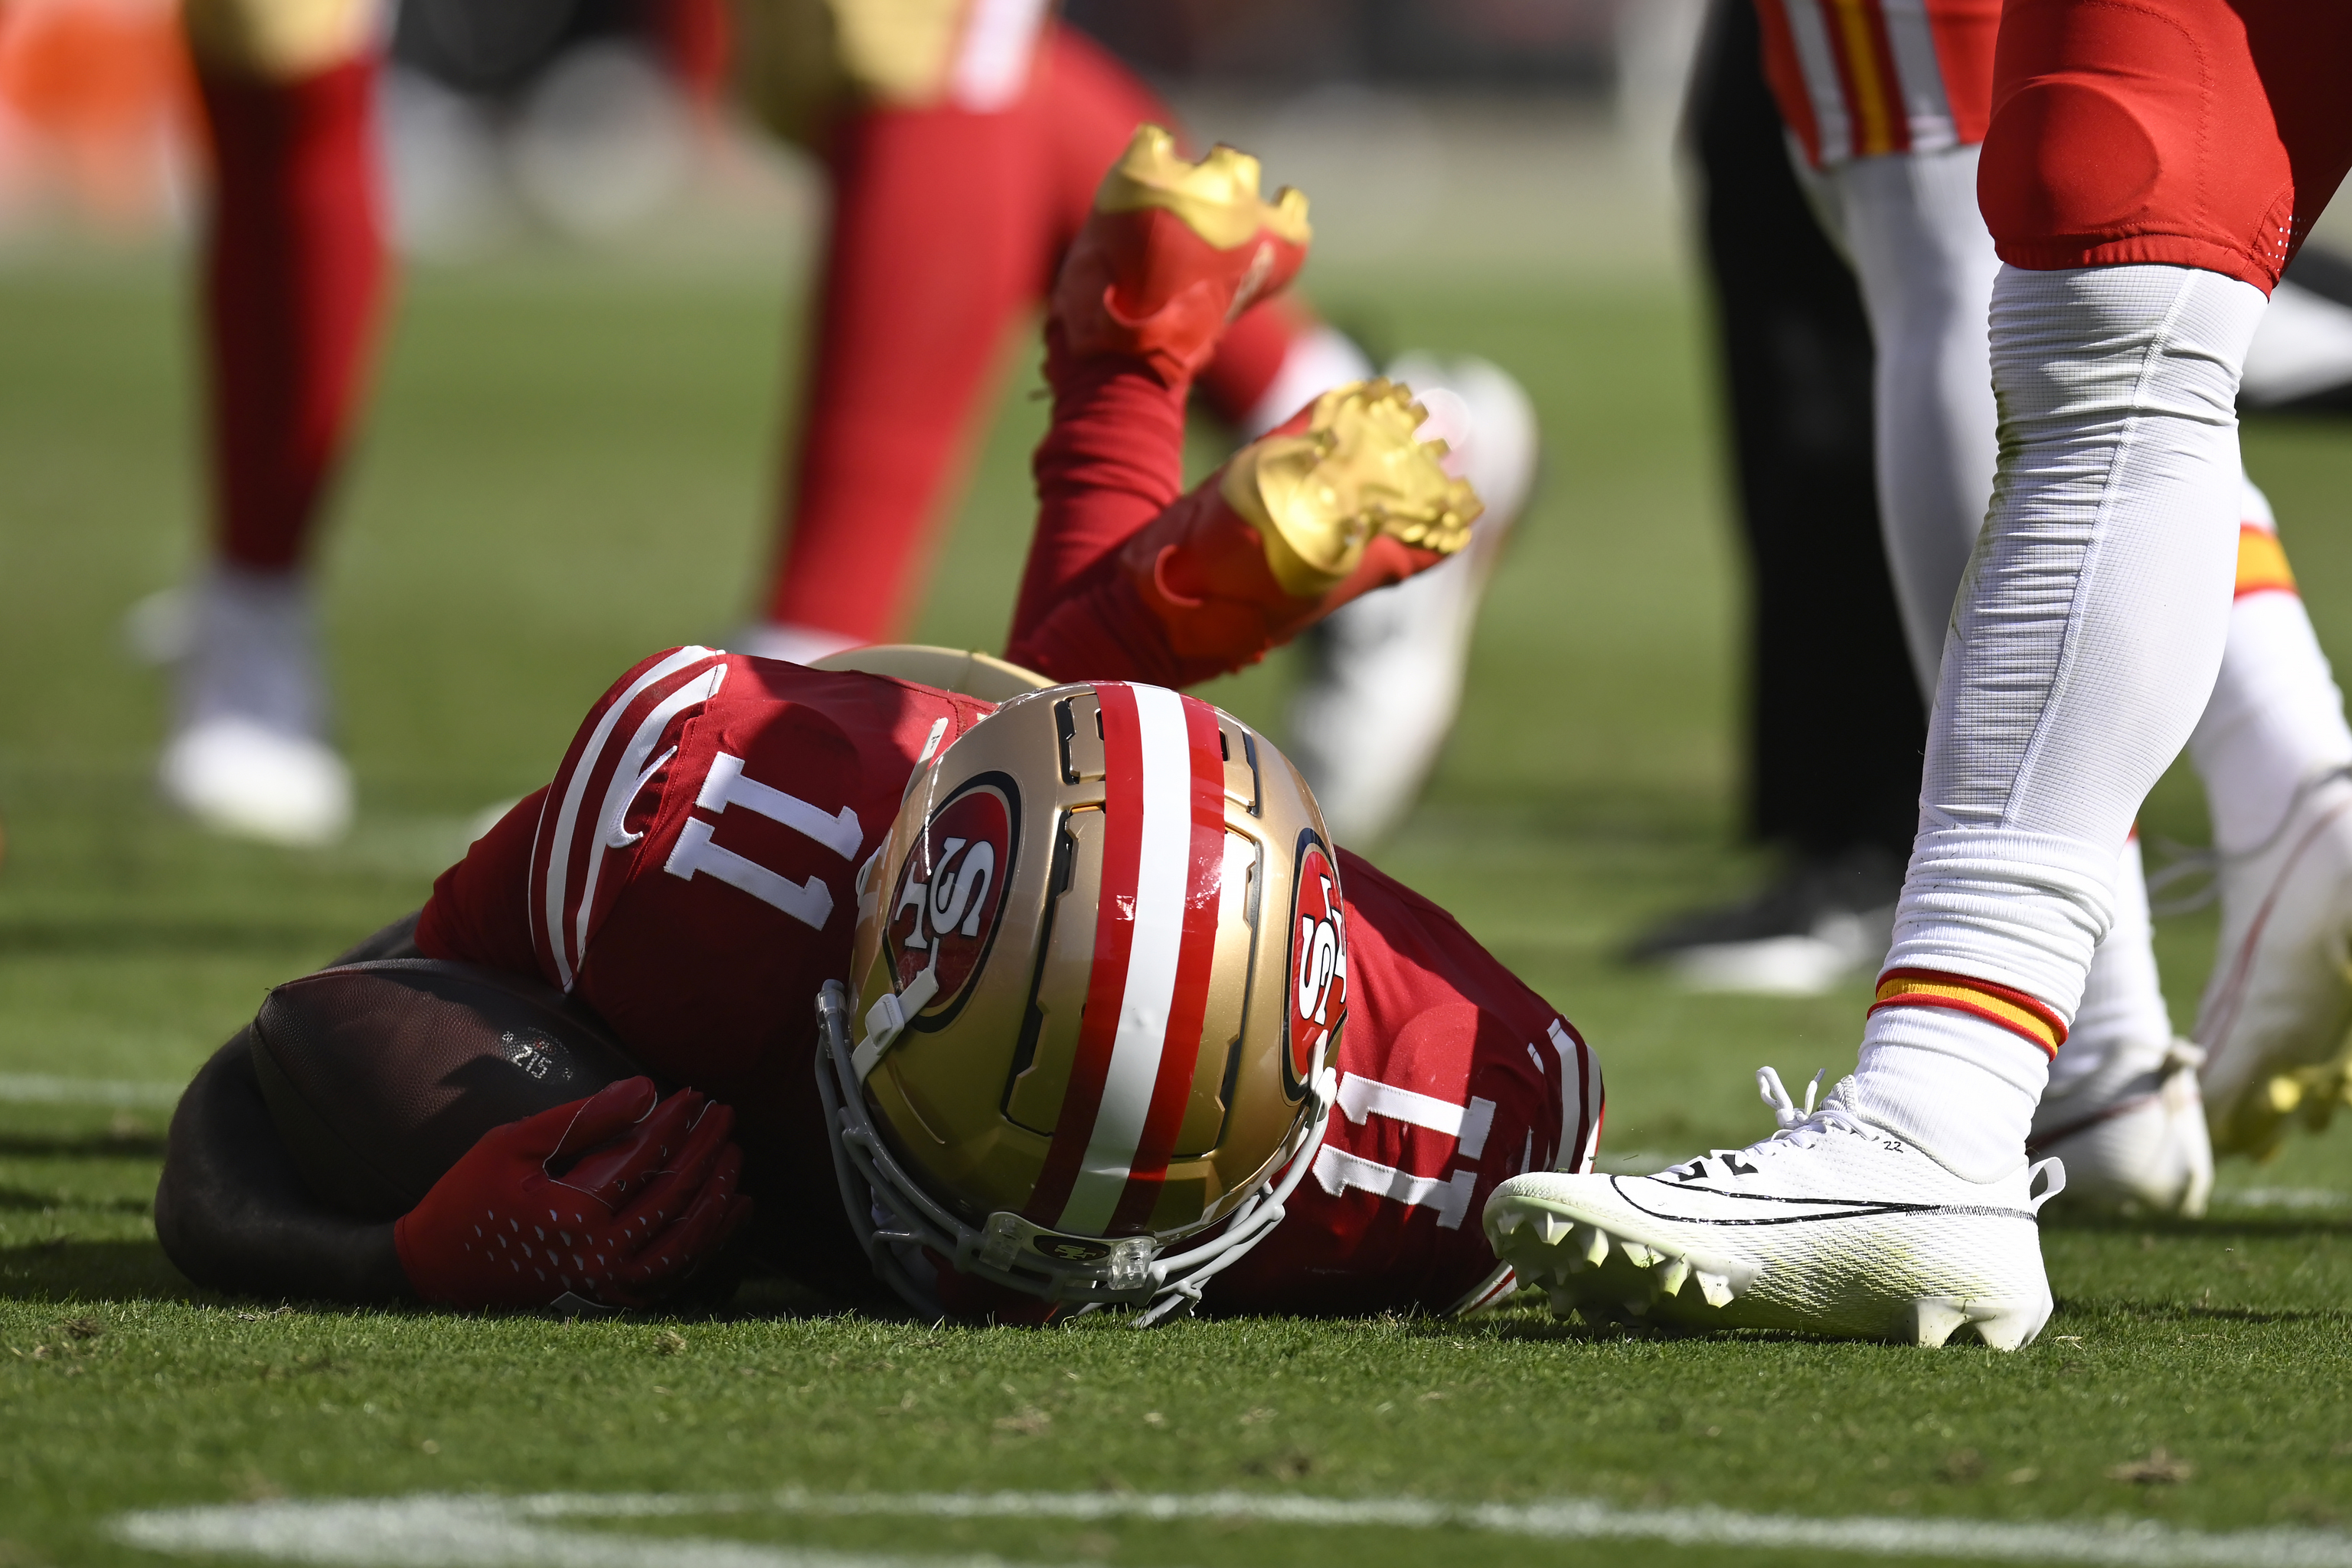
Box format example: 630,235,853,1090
1850,263,2268,1181
1236,324,1375,439
180,561,328,740
2053,838,2172,1094
1843,1004,2051,1181
2187,478,2352,854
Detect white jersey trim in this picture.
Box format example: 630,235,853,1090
536,646,721,991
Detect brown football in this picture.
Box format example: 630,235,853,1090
250,959,645,1220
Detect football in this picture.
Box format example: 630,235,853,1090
249,958,645,1220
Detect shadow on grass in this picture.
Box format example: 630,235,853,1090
0,915,345,959
0,1239,201,1302
0,1130,168,1160
0,1240,875,1319
0,1187,150,1215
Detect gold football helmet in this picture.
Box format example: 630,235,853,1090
814,680,1346,1321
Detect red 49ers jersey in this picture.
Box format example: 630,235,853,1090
1213,859,1602,1317
414,647,1601,1312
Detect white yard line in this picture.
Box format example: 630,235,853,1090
116,1499,1043,1568
0,1073,181,1109
113,1488,2352,1568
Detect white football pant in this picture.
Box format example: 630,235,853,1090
1806,145,2352,1178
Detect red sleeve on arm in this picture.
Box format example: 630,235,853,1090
413,786,549,981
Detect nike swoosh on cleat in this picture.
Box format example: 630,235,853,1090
1612,1178,2037,1227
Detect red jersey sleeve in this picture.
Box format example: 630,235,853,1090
412,788,547,976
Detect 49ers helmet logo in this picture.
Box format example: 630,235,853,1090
1283,835,1346,1100
885,774,1018,1028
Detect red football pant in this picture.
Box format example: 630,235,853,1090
1979,0,2352,292
195,56,388,573
760,24,1315,644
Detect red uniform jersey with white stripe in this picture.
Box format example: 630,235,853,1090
414,648,1601,1313
1753,0,1998,166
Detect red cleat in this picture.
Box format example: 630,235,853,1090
1122,378,1481,675
1051,124,1313,384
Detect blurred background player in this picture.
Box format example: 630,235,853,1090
145,0,386,845
133,0,1538,849
729,0,1537,846
1625,0,1926,996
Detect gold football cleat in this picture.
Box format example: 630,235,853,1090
2250,1045,2352,1155
1223,379,1481,598
1095,125,1312,256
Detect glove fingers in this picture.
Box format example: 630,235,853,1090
557,1089,705,1205
610,1145,747,1298
545,1076,662,1161
609,1099,736,1243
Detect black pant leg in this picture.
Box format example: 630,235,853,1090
1687,0,1925,862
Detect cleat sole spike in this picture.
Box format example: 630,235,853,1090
1577,1225,1611,1267
1656,1258,1690,1297
1903,1298,1968,1348
1694,1269,1734,1308
1535,1213,1573,1246
1967,1302,2050,1352
1620,1241,1658,1269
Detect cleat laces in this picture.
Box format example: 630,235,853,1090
1753,1065,1877,1152
1662,1067,1877,1182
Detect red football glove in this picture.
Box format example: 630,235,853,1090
392,1077,750,1310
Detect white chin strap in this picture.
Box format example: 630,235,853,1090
813,979,1336,1326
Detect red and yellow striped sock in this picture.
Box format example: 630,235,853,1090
1870,969,2067,1058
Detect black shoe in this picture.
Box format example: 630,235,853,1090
1625,846,1903,995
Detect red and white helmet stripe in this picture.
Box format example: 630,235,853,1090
1027,683,1237,1235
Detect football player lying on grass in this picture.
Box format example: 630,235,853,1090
155,129,1606,1325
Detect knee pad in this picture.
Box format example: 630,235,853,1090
1978,0,2295,287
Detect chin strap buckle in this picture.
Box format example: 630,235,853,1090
851,965,940,1082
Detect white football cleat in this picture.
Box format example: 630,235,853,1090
147,564,353,846
1484,1068,2065,1348
2028,1039,2211,1217
1286,354,1537,844
2195,768,2352,1158
159,718,353,848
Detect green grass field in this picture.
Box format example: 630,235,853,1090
3,247,2352,1568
